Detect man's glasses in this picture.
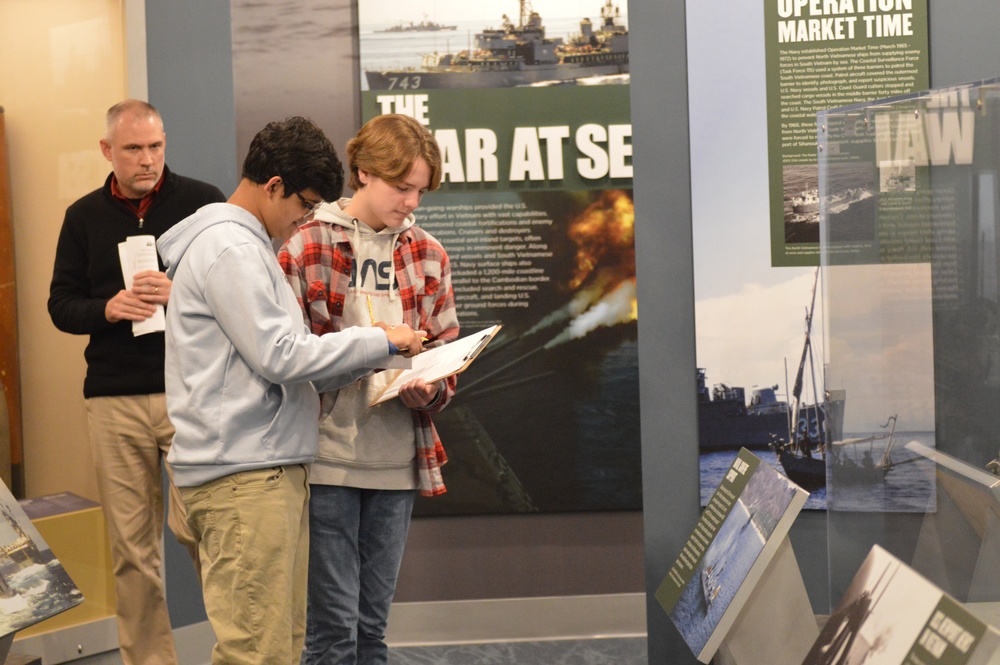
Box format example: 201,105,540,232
295,192,323,220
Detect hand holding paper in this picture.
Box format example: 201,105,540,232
131,270,170,305
117,235,165,336
370,325,501,406
397,379,440,409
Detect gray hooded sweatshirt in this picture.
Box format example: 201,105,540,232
157,202,391,487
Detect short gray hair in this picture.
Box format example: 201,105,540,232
105,99,161,140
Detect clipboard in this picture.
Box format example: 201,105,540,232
369,324,502,406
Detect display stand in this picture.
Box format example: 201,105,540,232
656,449,809,663
969,515,1000,602
817,74,1000,620
0,633,43,665
10,492,118,664
802,545,1000,665
5,653,41,665
905,441,1000,604
713,536,818,665
0,632,41,664
0,486,85,665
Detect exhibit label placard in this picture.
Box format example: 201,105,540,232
764,0,929,266
657,448,807,662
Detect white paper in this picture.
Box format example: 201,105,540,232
374,354,412,370
371,325,499,405
118,235,165,336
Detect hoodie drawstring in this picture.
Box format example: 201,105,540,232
387,235,397,303
351,219,362,303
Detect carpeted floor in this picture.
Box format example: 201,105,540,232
389,637,647,664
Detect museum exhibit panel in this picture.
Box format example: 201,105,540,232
818,74,1000,629
656,74,1000,664
657,449,815,665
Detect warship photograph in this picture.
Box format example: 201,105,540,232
364,0,629,90
697,367,844,453
0,492,82,635
376,16,457,33
783,164,876,244
698,266,846,455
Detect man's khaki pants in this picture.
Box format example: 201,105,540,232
181,464,310,665
86,393,198,665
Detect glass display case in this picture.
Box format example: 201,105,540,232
818,75,1000,619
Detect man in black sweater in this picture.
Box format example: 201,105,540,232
48,99,225,665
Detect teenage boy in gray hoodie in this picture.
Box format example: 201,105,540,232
156,116,426,665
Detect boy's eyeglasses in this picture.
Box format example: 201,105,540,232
295,193,323,220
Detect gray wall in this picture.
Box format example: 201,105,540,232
628,0,700,661
145,1,239,195
144,0,238,627
928,0,1000,86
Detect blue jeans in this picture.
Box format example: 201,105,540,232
303,485,417,665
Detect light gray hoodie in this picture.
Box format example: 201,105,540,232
157,202,391,487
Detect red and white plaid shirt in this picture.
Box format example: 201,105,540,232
279,218,459,496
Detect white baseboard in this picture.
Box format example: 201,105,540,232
10,617,215,665
161,592,648,654
385,593,647,647
11,616,119,664
174,621,214,665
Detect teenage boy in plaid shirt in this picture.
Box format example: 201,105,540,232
279,113,458,665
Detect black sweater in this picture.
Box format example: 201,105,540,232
48,167,225,398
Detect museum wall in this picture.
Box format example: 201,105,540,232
143,0,646,611
0,0,126,503
0,0,646,632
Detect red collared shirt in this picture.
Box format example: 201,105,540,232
110,172,165,227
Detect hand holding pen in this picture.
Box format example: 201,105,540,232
368,296,426,357
374,322,427,357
